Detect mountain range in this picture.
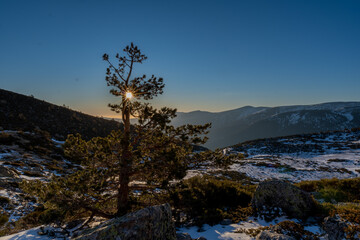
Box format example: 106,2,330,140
172,102,360,149
1,88,360,150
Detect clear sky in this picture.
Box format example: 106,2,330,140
1,0,359,117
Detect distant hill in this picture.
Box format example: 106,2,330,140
0,89,122,140
172,102,360,149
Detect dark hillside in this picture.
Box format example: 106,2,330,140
0,89,122,140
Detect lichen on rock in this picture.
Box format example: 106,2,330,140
251,180,317,220
74,203,176,240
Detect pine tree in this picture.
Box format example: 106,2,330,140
22,43,235,220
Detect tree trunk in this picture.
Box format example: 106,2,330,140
117,168,130,216
117,103,132,216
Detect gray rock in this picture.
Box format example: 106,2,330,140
176,233,192,240
0,166,18,178
251,180,317,219
323,216,347,240
256,230,296,240
220,219,232,225
74,203,176,240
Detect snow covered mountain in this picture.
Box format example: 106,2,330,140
172,102,360,149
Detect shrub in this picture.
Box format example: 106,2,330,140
228,206,254,223
3,161,25,167
0,196,10,206
0,133,16,145
319,187,347,203
330,203,360,239
0,214,8,227
24,209,64,224
334,203,360,224
318,202,336,216
27,162,43,169
22,171,44,178
0,208,67,237
11,207,65,230
170,175,254,226
296,178,360,202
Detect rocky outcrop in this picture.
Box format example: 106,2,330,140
0,166,18,178
256,230,295,240
251,180,317,219
176,233,193,240
322,216,347,240
176,233,207,240
74,203,176,240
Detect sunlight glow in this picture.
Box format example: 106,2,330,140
125,92,133,99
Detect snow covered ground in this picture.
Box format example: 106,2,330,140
186,129,360,183
228,149,360,182
0,227,46,240
0,217,324,240
178,216,324,240
1,129,360,239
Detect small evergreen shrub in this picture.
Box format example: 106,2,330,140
327,203,360,239
0,132,16,145
3,161,25,167
318,187,347,203
334,203,360,224
228,206,254,223
0,196,10,206
296,177,360,202
0,214,8,227
170,175,254,226
22,171,44,178
318,202,336,216
12,208,65,230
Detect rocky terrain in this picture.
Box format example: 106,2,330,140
0,130,76,225
0,90,360,239
186,128,360,183
1,128,360,239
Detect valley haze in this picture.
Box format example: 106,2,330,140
170,102,360,149
106,101,360,150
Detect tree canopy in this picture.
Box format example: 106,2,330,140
22,43,236,220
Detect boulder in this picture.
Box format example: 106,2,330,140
0,166,18,178
322,216,347,240
220,219,232,225
175,233,207,240
256,230,295,240
251,180,317,219
176,233,192,240
75,203,176,240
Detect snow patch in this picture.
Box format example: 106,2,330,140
289,113,301,124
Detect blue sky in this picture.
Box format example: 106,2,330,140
0,0,359,117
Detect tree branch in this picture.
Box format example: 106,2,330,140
126,56,134,84
106,59,126,82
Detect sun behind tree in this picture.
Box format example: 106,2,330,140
22,43,235,220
